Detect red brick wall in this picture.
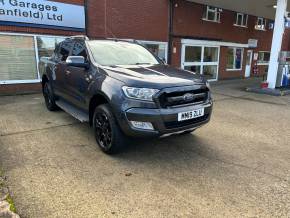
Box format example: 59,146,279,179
282,29,290,51
86,0,168,41
0,83,41,96
1,0,290,94
171,0,288,80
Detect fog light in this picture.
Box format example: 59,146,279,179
130,121,154,130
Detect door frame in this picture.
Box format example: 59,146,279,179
180,39,249,82
245,50,253,78
181,43,220,81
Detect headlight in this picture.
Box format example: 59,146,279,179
122,86,159,101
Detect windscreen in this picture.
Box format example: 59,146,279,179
87,41,160,66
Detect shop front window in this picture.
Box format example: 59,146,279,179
184,65,201,74
203,65,218,80
138,41,167,63
183,45,219,81
185,46,202,62
37,36,66,61
227,48,243,70
0,35,38,82
0,34,68,84
257,51,270,65
204,47,218,62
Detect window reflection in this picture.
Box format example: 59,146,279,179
142,43,167,62
37,36,65,60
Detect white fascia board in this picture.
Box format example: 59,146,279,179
181,39,249,48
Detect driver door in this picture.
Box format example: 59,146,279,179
65,40,90,110
53,39,74,100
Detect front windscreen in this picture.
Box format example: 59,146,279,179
87,41,160,66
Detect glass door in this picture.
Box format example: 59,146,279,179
182,44,220,81
245,50,253,78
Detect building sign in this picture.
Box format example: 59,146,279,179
248,39,258,48
0,0,85,30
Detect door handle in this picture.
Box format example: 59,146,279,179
66,70,71,75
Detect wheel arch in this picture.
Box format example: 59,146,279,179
89,92,111,126
41,74,51,93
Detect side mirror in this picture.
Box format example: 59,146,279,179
66,56,89,69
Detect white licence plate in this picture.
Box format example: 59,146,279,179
178,108,205,122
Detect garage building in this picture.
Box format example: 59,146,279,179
0,0,289,94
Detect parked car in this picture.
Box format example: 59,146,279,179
39,36,213,154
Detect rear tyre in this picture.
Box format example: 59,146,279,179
93,104,127,154
43,81,58,111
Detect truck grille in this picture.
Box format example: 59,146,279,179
164,114,209,129
157,87,209,108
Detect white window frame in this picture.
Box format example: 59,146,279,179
234,13,248,27
226,47,244,71
255,17,267,31
0,32,67,85
181,43,220,81
180,39,249,81
202,6,221,23
257,51,270,65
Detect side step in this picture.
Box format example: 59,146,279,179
56,100,89,123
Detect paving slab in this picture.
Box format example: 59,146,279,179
0,82,289,217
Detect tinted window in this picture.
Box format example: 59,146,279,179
87,41,159,66
72,41,87,61
59,40,73,61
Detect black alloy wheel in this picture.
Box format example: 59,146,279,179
94,112,112,149
43,82,58,111
93,104,127,154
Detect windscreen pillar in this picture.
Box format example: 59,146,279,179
267,0,287,89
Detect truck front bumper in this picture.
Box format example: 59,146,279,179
118,101,213,138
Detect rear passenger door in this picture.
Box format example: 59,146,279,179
54,39,74,100
65,40,90,110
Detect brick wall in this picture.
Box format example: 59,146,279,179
170,0,288,80
0,83,42,96
86,0,169,41
1,0,290,94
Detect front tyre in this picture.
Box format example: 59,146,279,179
43,81,58,111
93,104,127,154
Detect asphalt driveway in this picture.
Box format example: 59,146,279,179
0,79,290,218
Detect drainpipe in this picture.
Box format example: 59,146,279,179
167,0,174,65
84,0,89,37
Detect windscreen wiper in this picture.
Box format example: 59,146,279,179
134,63,151,65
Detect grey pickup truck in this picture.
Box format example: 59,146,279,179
39,36,213,154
